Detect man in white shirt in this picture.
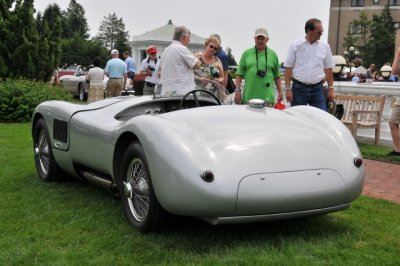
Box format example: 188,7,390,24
284,18,335,111
159,26,200,96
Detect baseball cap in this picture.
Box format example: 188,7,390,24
111,49,119,55
254,28,268,38
147,46,157,54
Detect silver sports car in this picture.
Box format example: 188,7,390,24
32,80,365,233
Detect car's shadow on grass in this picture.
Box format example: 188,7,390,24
32,175,359,253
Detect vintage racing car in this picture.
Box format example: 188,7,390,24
31,79,365,233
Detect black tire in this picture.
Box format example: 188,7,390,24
78,84,87,101
119,141,171,233
33,118,64,182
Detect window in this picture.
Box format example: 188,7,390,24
373,0,380,4
389,0,400,6
351,0,364,7
350,23,362,35
394,22,400,30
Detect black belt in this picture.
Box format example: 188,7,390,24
145,82,156,87
293,78,323,88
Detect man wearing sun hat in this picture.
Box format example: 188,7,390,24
140,45,161,95
105,49,127,97
234,27,283,105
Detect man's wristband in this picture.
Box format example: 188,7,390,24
329,85,334,89
235,88,241,92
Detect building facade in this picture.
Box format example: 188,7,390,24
328,0,400,57
130,20,205,65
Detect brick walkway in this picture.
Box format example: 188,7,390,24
363,159,400,204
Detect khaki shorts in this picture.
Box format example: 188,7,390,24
106,79,124,97
389,104,400,124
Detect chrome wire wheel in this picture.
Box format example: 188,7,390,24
33,118,64,182
35,129,50,176
78,84,85,101
126,158,150,222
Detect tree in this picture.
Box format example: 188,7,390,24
114,34,131,56
0,0,14,78
9,0,40,80
60,37,109,68
95,13,130,51
352,11,371,52
342,24,357,51
342,11,370,56
36,3,62,35
36,4,63,81
364,3,395,68
62,0,89,39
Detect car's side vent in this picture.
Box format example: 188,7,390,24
53,119,68,143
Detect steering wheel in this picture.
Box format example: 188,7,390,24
179,89,221,110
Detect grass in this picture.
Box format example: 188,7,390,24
358,143,400,163
1,123,399,265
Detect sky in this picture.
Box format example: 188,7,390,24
33,0,331,62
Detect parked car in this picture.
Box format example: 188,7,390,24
31,79,365,233
59,65,88,101
60,65,134,101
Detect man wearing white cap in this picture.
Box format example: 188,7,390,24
234,27,283,105
105,49,127,97
140,46,161,95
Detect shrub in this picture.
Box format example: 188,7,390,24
0,79,73,123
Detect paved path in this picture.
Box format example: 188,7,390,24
355,125,400,204
363,159,400,204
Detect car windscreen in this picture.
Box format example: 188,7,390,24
153,77,233,105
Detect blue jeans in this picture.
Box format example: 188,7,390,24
291,82,327,111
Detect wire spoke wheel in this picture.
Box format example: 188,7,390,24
32,118,64,182
35,130,50,176
126,158,150,222
119,142,172,232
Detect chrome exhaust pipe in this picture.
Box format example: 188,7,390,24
82,171,113,191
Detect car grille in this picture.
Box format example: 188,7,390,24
53,119,68,143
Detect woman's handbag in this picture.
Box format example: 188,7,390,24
226,74,236,94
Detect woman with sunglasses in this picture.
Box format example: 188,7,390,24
194,36,226,100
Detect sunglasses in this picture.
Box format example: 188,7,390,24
209,45,219,50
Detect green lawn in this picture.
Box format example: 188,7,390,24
1,123,399,265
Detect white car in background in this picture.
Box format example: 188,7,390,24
59,65,88,101
60,65,134,101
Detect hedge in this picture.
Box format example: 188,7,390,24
0,79,73,123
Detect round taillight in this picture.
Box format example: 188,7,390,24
354,156,363,168
201,170,214,182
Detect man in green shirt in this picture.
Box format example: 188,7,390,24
234,28,283,105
